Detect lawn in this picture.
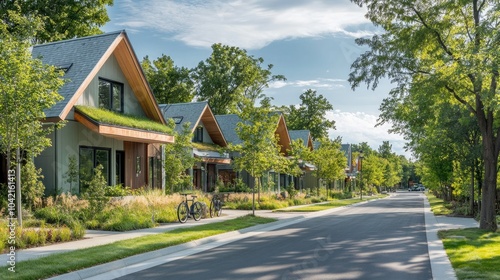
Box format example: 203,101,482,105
425,192,453,215
275,194,387,212
439,228,500,279
0,215,276,280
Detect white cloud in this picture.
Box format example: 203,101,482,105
115,0,371,49
269,78,346,90
327,110,410,157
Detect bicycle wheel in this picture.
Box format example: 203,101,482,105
209,199,216,218
177,202,189,223
216,200,223,217
192,201,203,221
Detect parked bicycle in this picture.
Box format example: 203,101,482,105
209,193,223,218
177,194,203,223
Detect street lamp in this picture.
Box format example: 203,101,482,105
359,151,364,200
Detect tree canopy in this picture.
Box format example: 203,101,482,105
284,89,335,140
192,43,285,115
349,0,499,231
141,54,194,104
0,0,113,43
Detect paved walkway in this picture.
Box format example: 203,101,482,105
1,194,478,279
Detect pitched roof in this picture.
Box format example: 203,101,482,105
289,130,313,150
160,102,227,146
341,144,352,169
215,114,243,145
159,102,207,133
32,30,165,123
215,113,291,155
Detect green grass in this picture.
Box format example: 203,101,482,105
0,215,275,280
275,195,387,212
425,193,453,215
439,228,500,279
75,105,172,134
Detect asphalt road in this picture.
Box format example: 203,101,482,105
117,193,431,280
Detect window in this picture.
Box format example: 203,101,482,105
194,126,203,143
116,151,125,186
99,78,123,113
79,146,111,191
172,116,183,124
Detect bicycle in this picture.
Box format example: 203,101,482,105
177,194,203,223
209,193,223,218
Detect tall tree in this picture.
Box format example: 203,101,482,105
141,55,194,104
309,137,347,196
0,12,64,225
192,43,285,115
0,0,113,43
350,0,499,231
231,99,287,214
285,89,335,140
163,122,196,194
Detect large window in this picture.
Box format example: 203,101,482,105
98,78,123,113
79,146,111,191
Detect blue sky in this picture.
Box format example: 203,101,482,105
102,0,409,157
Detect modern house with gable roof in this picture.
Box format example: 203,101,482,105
33,30,174,194
289,130,315,191
215,113,292,190
160,101,230,192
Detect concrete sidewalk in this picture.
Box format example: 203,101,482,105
1,194,479,280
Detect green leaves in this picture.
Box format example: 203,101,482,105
1,0,113,43
141,55,194,104
0,19,64,159
284,89,335,140
192,43,285,115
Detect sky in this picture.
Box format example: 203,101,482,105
102,0,410,157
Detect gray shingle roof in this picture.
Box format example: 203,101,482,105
214,114,243,145
32,31,123,119
159,102,208,133
341,144,352,168
289,130,311,146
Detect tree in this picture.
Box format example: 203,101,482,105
309,137,347,196
349,1,499,231
192,43,285,115
0,13,64,225
64,155,79,194
285,89,335,140
141,55,194,104
0,0,113,43
163,122,197,194
231,99,287,214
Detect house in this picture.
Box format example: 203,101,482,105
159,101,230,192
288,130,315,191
33,30,174,194
215,113,291,191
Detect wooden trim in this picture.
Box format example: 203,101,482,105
59,34,124,120
275,115,291,155
196,157,231,164
113,36,165,124
74,110,174,144
199,105,227,147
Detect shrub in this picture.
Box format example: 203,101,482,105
104,184,132,197
57,227,72,242
21,158,46,210
81,165,109,218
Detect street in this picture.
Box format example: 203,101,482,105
117,193,431,280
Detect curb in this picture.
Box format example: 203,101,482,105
423,195,457,280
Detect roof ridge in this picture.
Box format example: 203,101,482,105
33,30,124,48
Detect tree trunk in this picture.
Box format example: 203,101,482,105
481,144,498,231
470,163,474,216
